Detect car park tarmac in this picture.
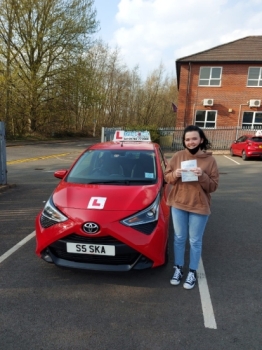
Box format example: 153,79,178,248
0,140,261,350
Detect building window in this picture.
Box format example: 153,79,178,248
242,111,262,128
247,67,262,87
195,110,216,128
199,67,222,86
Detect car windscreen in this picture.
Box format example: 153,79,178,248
65,149,157,185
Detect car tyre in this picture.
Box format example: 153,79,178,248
242,150,248,160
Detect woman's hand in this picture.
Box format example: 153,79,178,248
173,167,203,178
173,168,183,177
191,167,203,176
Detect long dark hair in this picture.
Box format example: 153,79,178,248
182,125,211,150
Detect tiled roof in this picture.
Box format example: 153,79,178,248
176,36,262,62
176,36,262,88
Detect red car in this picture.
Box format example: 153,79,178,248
35,131,170,271
230,134,262,160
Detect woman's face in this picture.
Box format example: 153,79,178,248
184,131,203,150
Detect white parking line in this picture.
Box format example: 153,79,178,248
224,155,241,164
197,258,217,329
0,231,35,264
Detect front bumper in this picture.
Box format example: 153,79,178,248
41,233,153,271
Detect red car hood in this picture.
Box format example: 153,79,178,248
52,182,159,211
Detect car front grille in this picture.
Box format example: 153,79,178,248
49,248,138,265
65,234,120,244
49,234,140,265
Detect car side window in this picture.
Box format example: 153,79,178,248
237,136,246,142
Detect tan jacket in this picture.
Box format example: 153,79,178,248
164,149,219,215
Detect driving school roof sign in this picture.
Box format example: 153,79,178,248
113,130,151,142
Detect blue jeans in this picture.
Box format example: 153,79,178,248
171,207,209,271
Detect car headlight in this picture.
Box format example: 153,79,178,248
42,197,68,223
121,194,160,226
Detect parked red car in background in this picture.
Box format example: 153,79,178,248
230,134,262,160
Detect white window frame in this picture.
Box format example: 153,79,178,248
242,111,262,128
198,67,222,86
247,67,262,87
194,110,217,128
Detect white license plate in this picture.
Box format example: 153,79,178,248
66,243,115,256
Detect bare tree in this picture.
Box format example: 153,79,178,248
0,0,99,135
0,2,178,138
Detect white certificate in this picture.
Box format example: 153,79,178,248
181,160,198,182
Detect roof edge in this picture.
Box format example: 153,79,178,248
176,36,260,62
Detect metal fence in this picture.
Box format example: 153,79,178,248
101,127,121,142
101,126,261,151
159,127,262,151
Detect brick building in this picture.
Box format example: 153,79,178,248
175,36,262,129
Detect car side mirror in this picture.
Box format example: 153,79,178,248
54,169,68,179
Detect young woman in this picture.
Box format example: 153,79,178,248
164,125,219,290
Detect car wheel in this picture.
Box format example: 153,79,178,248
242,150,248,160
230,148,235,156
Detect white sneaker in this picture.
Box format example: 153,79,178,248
170,266,183,286
183,271,196,290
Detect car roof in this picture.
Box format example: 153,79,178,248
245,135,262,138
89,141,157,151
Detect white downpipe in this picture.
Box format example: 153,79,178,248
237,103,248,139
192,103,196,125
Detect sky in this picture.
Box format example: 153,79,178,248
94,0,262,79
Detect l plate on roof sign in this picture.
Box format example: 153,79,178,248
113,130,151,142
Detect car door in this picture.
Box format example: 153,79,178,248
234,136,247,156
